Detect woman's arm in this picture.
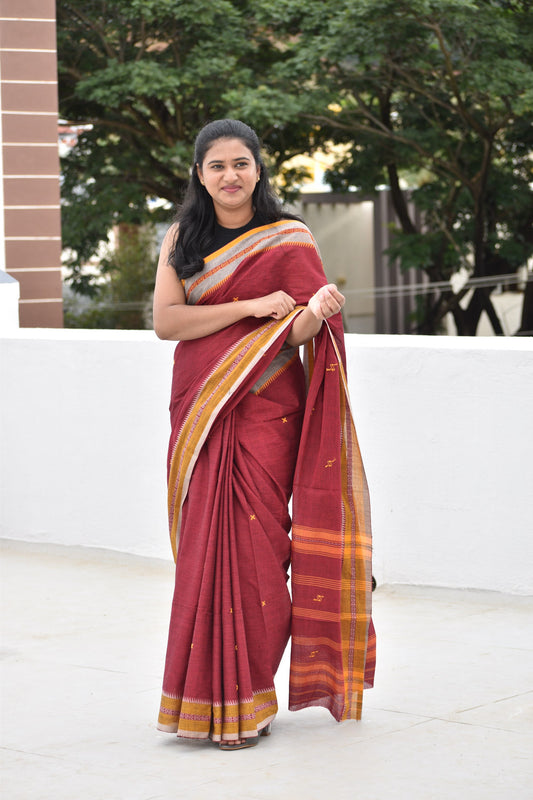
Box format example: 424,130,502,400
153,226,298,340
286,284,345,347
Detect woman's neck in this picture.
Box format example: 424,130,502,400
214,208,255,229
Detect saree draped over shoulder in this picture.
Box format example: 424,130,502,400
157,221,376,741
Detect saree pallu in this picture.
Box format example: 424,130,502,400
157,221,375,741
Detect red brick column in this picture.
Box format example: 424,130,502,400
1,0,63,326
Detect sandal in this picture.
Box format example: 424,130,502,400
218,722,272,750
219,736,259,751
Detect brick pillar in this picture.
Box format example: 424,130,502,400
1,0,63,327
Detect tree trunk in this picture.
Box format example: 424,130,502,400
463,288,504,335
517,278,533,335
387,164,417,235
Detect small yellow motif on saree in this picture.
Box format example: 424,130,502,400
281,417,288,423
261,600,266,606
324,458,336,468
233,297,239,302
326,362,338,372
190,642,194,649
310,650,319,658
249,514,256,521
235,645,238,651
313,594,325,603
229,607,233,614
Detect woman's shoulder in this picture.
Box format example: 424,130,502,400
271,217,321,257
164,221,179,239
159,222,179,265
275,216,314,239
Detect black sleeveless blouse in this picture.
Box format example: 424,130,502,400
203,211,264,258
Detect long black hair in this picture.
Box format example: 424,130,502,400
169,119,301,279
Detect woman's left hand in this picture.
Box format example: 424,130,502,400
308,284,345,321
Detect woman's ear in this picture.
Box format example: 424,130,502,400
196,164,204,186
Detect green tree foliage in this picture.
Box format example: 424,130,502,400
63,225,157,328
57,0,315,298
57,0,222,288
246,0,533,333
58,0,533,333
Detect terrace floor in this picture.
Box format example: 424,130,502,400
1,539,532,800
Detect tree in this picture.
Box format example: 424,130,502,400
59,0,533,334
57,0,320,296
63,224,157,328
244,0,533,334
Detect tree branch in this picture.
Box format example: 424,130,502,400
62,3,117,60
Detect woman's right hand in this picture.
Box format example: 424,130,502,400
249,291,296,320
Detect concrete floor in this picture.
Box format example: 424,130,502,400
1,539,532,800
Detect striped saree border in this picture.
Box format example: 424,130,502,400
289,323,373,721
167,308,304,561
158,688,277,740
184,220,317,305
252,347,299,395
330,327,373,719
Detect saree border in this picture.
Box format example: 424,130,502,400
167,308,304,561
184,220,317,305
289,323,373,721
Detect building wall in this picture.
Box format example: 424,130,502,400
296,191,429,335
297,194,376,334
0,0,63,326
1,329,532,595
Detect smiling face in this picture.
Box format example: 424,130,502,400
196,137,261,226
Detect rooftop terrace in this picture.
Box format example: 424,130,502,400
1,329,532,798
2,539,531,799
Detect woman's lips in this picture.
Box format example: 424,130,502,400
222,186,240,193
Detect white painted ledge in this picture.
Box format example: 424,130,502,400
1,330,532,594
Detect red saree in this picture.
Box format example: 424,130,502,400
157,221,375,741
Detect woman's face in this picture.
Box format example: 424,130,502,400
197,137,260,223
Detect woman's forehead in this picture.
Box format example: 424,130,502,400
202,137,254,162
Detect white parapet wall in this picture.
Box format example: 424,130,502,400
0,329,532,594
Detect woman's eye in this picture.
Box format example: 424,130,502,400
207,161,250,170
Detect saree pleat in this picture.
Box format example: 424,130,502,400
158,360,304,740
158,221,375,740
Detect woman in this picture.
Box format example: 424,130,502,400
154,119,375,750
